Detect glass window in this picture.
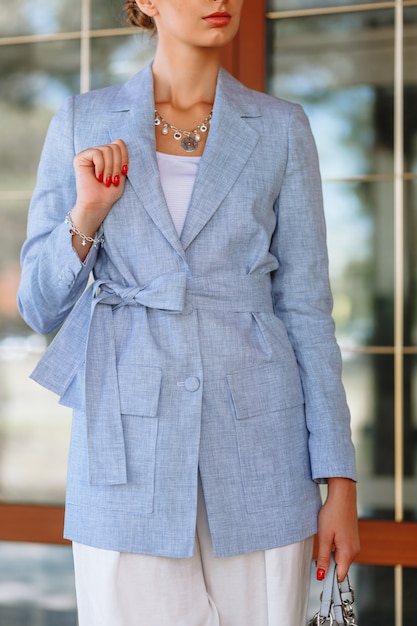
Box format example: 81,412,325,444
0,338,72,504
265,2,411,534
91,0,131,30
0,194,72,504
266,10,395,178
0,0,82,37
405,181,417,346
324,180,394,348
343,354,395,519
0,41,81,193
405,355,417,521
404,7,417,176
0,542,76,625
404,567,417,621
0,37,80,506
267,0,384,10
90,34,156,90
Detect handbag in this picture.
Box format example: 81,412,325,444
307,553,357,626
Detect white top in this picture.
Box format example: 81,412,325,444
156,151,201,237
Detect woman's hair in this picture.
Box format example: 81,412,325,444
124,0,156,32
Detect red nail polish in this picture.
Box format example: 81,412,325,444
113,174,120,187
121,163,128,176
317,568,325,581
105,175,112,187
97,172,104,182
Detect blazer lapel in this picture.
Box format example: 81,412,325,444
106,64,262,259
180,69,261,251
108,65,186,262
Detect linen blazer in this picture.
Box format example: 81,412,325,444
18,63,356,558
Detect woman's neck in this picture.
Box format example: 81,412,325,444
152,47,220,110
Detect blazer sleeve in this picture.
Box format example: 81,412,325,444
18,96,100,335
270,103,356,483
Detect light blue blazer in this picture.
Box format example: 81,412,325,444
18,63,356,558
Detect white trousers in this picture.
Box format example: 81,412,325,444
73,482,314,626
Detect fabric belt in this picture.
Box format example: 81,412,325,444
32,272,274,485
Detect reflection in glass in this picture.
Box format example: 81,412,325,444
0,542,76,625
404,9,417,174
0,0,81,37
0,339,72,504
406,181,417,346
0,41,81,192
323,181,394,348
342,354,395,519
404,567,417,623
91,0,131,30
0,197,28,340
267,0,382,10
0,195,71,505
405,356,417,520
90,34,156,90
352,564,394,625
266,10,395,178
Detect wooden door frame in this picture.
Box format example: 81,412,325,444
220,0,265,92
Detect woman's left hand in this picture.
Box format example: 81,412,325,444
316,477,360,581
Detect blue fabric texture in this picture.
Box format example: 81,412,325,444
18,63,356,558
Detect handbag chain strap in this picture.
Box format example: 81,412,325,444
307,553,357,626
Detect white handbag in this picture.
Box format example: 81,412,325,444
307,553,357,626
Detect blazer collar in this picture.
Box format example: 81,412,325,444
107,63,262,255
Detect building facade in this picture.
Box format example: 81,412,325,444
0,1,416,624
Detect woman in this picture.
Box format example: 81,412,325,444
18,0,359,624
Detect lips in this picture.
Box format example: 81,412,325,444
204,12,231,18
203,11,232,26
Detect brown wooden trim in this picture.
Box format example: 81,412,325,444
312,520,417,568
0,503,69,545
355,520,417,567
220,3,265,91
1,504,416,569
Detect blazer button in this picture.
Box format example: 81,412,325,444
184,377,200,392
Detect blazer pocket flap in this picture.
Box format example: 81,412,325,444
118,365,162,417
227,362,303,420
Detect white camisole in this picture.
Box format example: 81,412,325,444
156,151,201,237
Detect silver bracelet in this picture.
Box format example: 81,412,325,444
65,212,104,248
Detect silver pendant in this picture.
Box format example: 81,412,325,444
181,136,198,152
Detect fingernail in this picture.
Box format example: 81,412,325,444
317,568,326,581
121,163,128,176
105,175,112,187
97,172,104,182
113,174,120,187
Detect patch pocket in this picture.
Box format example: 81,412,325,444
226,360,303,420
114,364,162,512
227,362,307,512
118,365,162,416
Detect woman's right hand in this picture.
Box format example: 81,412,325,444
69,139,129,258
